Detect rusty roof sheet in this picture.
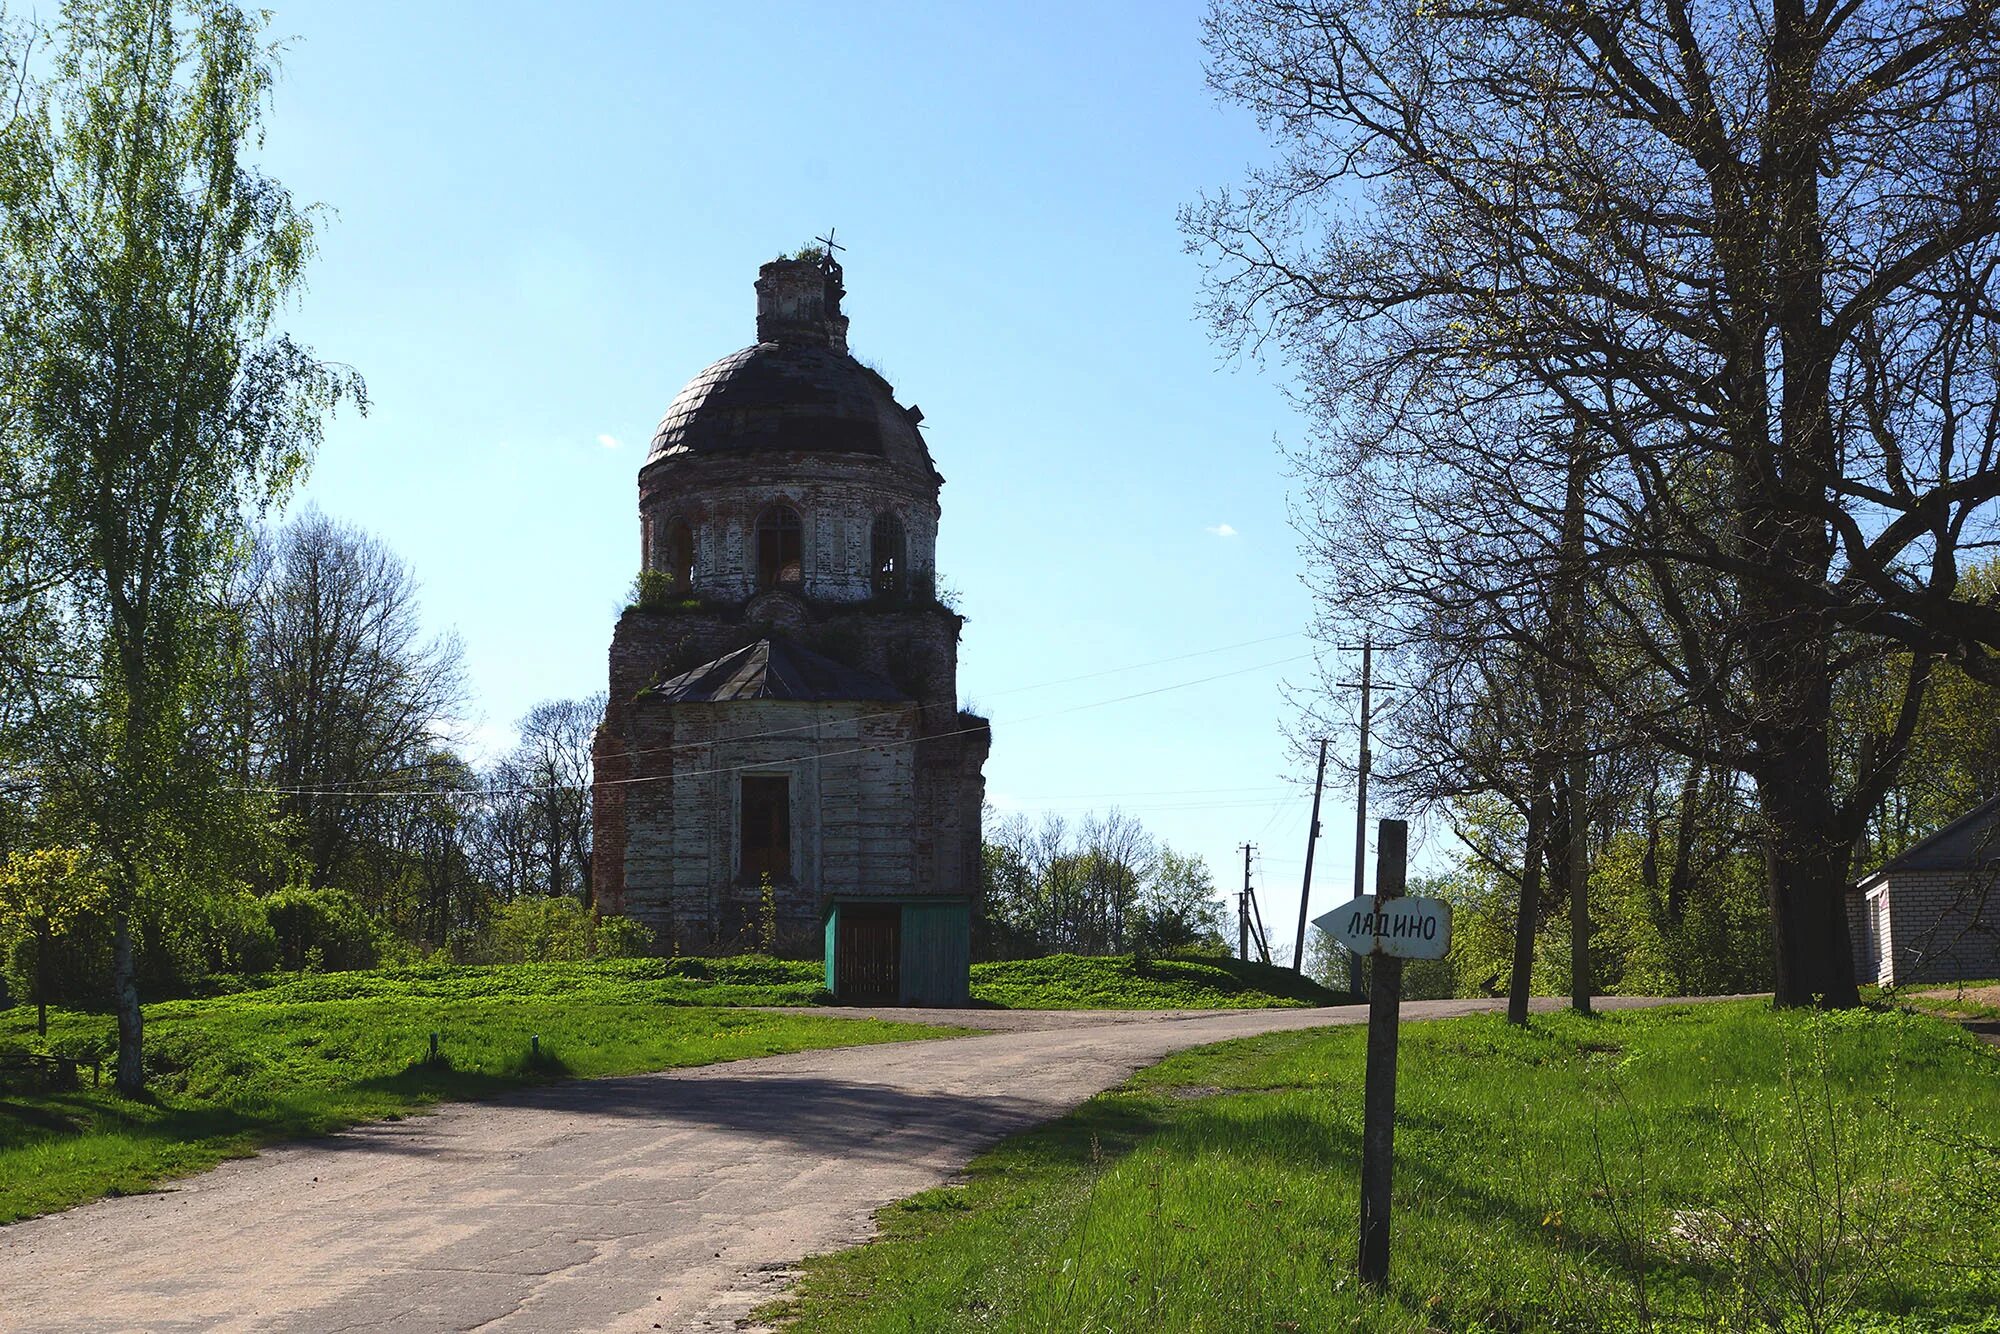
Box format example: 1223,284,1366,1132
651,637,907,705
644,341,939,483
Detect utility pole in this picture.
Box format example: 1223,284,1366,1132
1291,737,1331,974
1248,876,1274,965
1337,633,1392,997
1238,842,1255,961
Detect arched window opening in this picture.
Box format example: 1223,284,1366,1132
756,505,804,591
871,513,906,597
665,518,694,591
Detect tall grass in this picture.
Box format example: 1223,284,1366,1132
768,1003,2000,1332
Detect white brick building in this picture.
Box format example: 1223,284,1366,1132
1847,796,2000,986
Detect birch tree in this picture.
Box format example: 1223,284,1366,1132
0,0,361,1091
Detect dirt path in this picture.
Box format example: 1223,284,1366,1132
0,996,1690,1332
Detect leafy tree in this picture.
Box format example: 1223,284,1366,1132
0,846,108,1035
977,810,1225,960
1133,847,1228,958
0,0,361,1090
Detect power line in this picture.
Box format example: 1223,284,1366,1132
233,650,1314,802
480,628,1314,779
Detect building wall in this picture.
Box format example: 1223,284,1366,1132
594,596,989,954
613,700,922,949
1874,868,2000,985
638,452,939,604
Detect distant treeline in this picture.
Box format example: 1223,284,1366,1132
1,509,616,1007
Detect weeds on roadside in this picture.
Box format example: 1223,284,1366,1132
1585,1009,1989,1333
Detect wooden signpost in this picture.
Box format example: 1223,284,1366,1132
1311,818,1452,1288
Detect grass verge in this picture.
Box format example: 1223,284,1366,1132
0,971,956,1224
762,1002,2000,1332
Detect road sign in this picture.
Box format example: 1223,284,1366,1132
1314,894,1452,961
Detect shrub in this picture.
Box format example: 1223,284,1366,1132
480,897,594,964
629,569,701,614
591,913,654,959
465,897,656,963
4,885,286,1003
263,886,379,973
166,890,281,978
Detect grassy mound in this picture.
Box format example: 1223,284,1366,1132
224,954,827,1008
766,1001,2000,1332
0,964,943,1224
969,954,1345,1010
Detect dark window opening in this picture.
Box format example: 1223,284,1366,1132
871,513,905,597
740,775,791,879
757,506,804,591
665,518,694,591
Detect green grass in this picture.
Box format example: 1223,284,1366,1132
763,1002,2000,1332
196,953,835,1007
1889,979,2000,1023
968,954,1346,1010
164,951,1344,1012
0,961,956,1224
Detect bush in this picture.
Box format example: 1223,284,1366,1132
478,897,594,964
263,886,379,973
159,890,281,980
591,913,654,959
461,898,656,964
3,886,287,1004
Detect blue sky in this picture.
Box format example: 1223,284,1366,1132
259,0,1384,952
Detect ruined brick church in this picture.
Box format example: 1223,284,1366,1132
591,250,988,1002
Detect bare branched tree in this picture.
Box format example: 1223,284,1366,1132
246,511,464,893
1187,0,2000,1006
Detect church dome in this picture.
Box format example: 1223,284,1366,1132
644,256,939,483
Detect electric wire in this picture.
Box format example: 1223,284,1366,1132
233,650,1315,802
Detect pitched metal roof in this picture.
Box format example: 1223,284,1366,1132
1859,794,2000,888
651,638,907,704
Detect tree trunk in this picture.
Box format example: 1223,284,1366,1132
34,920,48,1039
1754,0,1858,1011
1506,779,1550,1026
1566,758,1592,1014
112,905,144,1096
1760,755,1860,1008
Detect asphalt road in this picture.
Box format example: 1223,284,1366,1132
0,996,1688,1332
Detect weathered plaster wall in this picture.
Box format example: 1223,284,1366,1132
638,452,939,604
592,585,989,954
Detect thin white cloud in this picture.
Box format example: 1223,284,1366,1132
1206,522,1239,538
597,433,620,450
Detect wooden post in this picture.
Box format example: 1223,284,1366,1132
1239,842,1254,961
1358,817,1407,1288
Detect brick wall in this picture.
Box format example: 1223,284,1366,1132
592,586,988,956
1878,867,2000,985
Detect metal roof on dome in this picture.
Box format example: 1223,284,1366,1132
650,638,908,704
644,341,936,479
642,256,940,482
